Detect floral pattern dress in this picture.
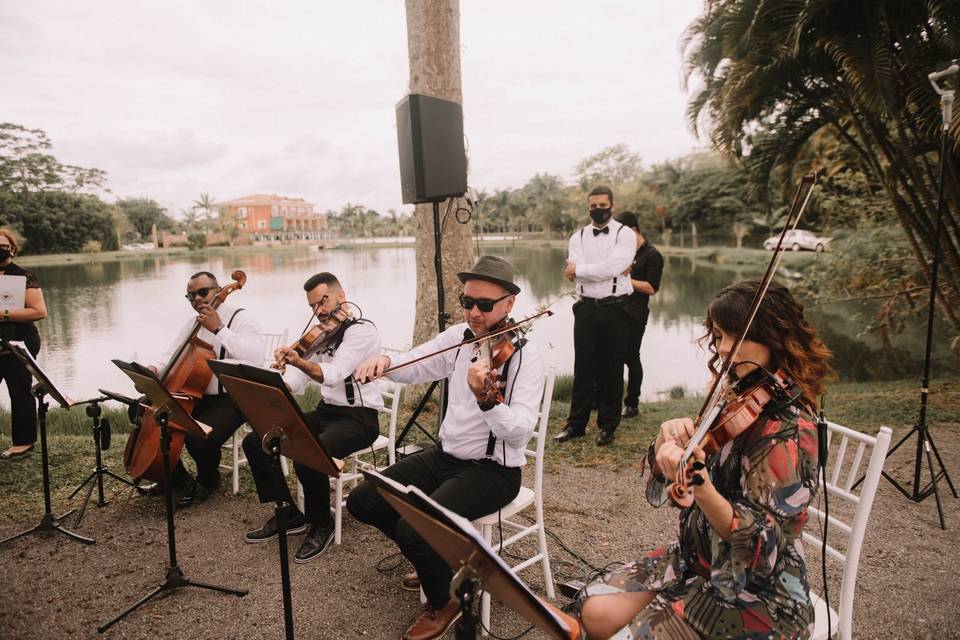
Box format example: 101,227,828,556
582,388,820,640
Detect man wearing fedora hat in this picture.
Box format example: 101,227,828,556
349,255,546,640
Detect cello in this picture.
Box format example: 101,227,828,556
123,270,247,484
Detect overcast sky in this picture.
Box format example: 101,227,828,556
2,1,706,217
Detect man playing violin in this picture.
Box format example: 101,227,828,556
147,271,265,507
242,272,383,563
349,255,546,640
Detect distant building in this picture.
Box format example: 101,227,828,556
217,194,331,242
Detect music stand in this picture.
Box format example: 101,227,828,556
208,359,343,640
361,469,579,640
0,340,94,546
98,360,247,634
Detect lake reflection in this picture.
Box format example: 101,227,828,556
17,244,952,407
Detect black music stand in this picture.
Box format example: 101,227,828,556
0,340,94,547
66,395,139,528
98,360,247,634
208,359,343,640
361,469,577,640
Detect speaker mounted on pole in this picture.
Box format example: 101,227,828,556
395,94,467,204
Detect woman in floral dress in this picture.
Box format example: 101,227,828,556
578,279,832,640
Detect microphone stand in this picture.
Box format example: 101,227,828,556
394,200,452,453
66,397,139,528
865,63,959,529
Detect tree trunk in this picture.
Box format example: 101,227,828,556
405,0,473,347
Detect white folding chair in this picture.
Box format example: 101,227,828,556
474,367,556,635
804,422,892,640
293,362,406,545
327,377,404,544
220,329,289,494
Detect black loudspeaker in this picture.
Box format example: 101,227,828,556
395,94,467,204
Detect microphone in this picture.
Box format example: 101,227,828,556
929,59,959,83
929,60,958,128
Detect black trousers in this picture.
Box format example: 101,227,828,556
243,403,380,526
0,336,40,446
346,445,521,609
623,307,650,408
566,299,631,434
182,394,247,487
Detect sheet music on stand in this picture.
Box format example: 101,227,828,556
4,340,73,407
207,359,341,476
111,359,210,438
361,468,576,640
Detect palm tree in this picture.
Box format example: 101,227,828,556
192,192,217,233
683,0,960,330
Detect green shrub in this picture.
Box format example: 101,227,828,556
187,232,207,250
81,239,102,253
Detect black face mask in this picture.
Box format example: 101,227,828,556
589,208,612,225
0,249,11,262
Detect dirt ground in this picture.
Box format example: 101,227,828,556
1,424,959,640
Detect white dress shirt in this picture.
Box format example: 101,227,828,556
153,301,266,396
385,322,546,467
568,219,636,299
283,320,384,411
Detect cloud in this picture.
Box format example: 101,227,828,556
57,129,227,173
3,0,704,219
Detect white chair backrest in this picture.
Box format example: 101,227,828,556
529,368,556,496
802,422,892,640
378,345,409,465
261,330,290,367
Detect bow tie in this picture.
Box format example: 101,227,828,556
593,227,609,236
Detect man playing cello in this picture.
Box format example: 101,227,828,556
143,270,265,507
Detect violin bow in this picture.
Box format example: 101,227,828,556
381,309,554,376
683,172,818,460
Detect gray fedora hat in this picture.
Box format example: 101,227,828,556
457,255,521,295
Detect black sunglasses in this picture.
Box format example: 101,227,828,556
185,287,218,300
459,293,510,312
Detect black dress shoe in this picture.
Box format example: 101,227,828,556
596,430,615,446
175,479,219,508
554,428,585,443
244,508,307,543
621,405,639,418
294,522,334,563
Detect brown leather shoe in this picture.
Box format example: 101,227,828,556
402,601,462,640
401,571,420,592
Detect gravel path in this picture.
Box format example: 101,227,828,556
1,423,958,639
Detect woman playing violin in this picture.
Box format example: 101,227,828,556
578,278,832,640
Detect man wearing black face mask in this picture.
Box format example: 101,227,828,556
558,185,635,446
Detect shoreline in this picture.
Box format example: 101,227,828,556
17,238,819,271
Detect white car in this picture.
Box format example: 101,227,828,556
763,229,831,252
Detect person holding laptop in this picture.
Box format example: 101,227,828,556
0,228,47,460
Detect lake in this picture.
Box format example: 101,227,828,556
17,244,952,407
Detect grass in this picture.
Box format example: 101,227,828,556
1,375,957,521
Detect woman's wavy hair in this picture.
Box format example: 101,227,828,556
700,278,834,409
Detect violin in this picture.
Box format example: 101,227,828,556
473,317,521,405
273,298,351,373
123,271,246,484
667,370,787,507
